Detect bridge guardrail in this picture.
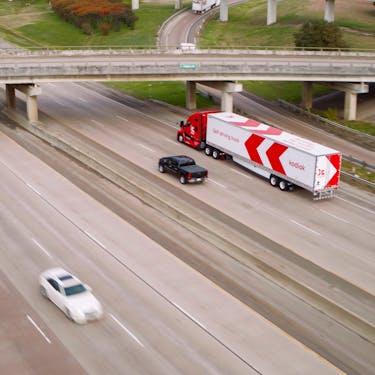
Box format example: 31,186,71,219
1,46,375,57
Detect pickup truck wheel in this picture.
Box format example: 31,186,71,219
177,134,184,143
204,146,212,156
269,175,279,187
159,164,165,173
278,179,288,191
212,149,220,159
179,175,187,184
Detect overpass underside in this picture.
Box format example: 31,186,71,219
3,78,369,123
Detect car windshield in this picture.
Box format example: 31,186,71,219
64,283,86,296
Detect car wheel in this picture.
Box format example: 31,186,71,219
40,286,48,299
159,164,165,173
269,175,279,187
212,149,220,159
179,175,187,184
177,134,184,143
204,146,212,156
65,308,73,321
278,179,288,191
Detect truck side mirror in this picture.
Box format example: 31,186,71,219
179,120,184,127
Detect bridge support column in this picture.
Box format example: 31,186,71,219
6,83,42,122
220,0,228,22
221,91,234,112
324,0,335,22
186,81,197,110
132,0,139,10
344,92,357,121
267,0,277,25
302,82,313,110
5,84,16,109
319,82,368,121
195,81,242,112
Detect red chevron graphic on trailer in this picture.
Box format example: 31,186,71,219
325,153,341,187
245,134,264,164
266,143,288,175
232,120,283,136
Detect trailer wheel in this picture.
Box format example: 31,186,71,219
269,175,279,187
204,146,212,156
179,175,187,184
212,149,220,159
177,134,184,143
278,179,288,191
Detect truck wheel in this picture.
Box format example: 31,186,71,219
159,164,165,173
179,175,187,184
278,179,288,191
212,149,220,159
204,146,212,156
177,134,184,143
269,175,279,187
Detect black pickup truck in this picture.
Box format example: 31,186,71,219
158,155,208,184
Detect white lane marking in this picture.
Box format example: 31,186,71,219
336,196,375,215
116,115,129,122
26,315,51,344
230,168,253,179
173,303,207,330
91,119,104,127
290,220,321,236
138,143,155,153
209,178,227,189
110,314,144,347
83,231,107,250
319,209,350,224
32,238,52,258
165,138,176,144
53,99,65,106
26,183,42,196
78,97,87,103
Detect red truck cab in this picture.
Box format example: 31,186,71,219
177,111,219,149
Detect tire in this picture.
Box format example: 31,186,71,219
159,164,165,173
179,175,187,184
212,149,220,159
278,179,288,191
204,146,212,156
177,134,184,143
65,308,73,321
40,286,48,299
269,175,279,187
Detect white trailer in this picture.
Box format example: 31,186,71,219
192,0,220,14
183,112,340,199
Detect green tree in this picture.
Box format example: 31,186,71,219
294,20,347,49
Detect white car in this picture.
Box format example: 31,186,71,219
39,267,103,324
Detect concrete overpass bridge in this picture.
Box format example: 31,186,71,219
1,48,374,122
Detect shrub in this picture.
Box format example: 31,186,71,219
50,0,137,34
99,21,110,36
81,22,92,35
294,20,347,49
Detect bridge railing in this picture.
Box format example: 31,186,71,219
1,45,375,57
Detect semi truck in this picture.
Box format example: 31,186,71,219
192,0,220,14
177,111,341,199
